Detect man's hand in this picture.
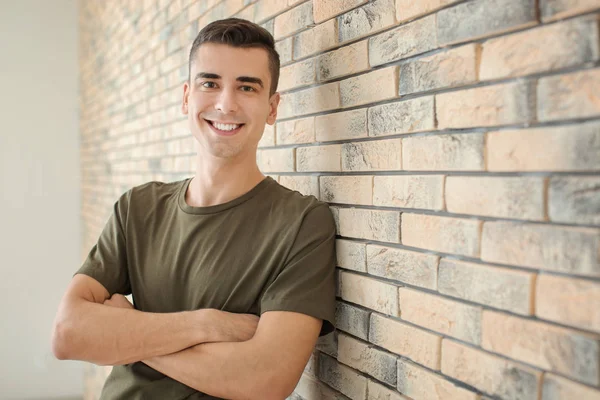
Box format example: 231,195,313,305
103,294,135,310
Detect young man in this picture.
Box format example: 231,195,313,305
52,18,336,400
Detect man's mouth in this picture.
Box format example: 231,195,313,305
204,119,244,133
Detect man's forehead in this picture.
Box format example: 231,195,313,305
192,43,270,79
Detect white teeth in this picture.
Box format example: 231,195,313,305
212,122,240,131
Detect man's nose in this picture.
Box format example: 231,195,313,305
214,88,238,114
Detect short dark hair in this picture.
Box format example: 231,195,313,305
189,18,280,96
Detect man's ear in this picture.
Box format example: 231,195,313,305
182,81,190,115
266,92,280,125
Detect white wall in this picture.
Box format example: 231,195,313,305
0,0,82,398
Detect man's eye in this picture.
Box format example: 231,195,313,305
202,82,217,88
240,86,255,92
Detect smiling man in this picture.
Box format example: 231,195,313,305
51,18,336,400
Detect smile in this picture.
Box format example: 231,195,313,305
204,119,245,136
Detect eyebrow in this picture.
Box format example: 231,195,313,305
194,72,264,88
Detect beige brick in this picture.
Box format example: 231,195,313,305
437,82,535,129
339,208,400,242
318,354,368,400
368,97,435,137
538,68,600,121
336,239,367,272
296,144,341,172
542,373,600,400
342,139,402,171
340,67,398,108
438,259,534,315
257,148,294,172
437,0,537,46
403,133,484,171
442,340,542,399
336,302,370,340
338,334,397,386
370,314,442,369
367,245,438,289
482,310,600,385
316,331,338,358
276,36,293,65
295,372,348,400
399,288,482,345
340,271,399,316
276,116,315,144
293,19,338,60
369,15,437,66
482,221,600,276
254,0,289,23
317,40,369,81
397,358,479,400
338,0,396,43
480,16,599,81
278,58,316,92
536,274,600,333
367,380,409,400
373,175,444,210
541,0,600,21
396,0,461,21
446,177,545,220
273,1,313,39
330,206,340,233
313,0,368,23
399,44,478,95
549,176,600,225
258,123,275,147
320,176,373,205
402,214,481,257
278,175,319,197
486,121,600,171
278,82,340,119
316,109,368,142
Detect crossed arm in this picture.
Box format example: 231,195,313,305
51,274,322,400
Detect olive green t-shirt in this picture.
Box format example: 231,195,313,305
76,176,337,400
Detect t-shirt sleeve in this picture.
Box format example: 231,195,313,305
75,191,131,296
260,203,337,336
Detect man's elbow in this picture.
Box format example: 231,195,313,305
252,371,297,400
51,318,73,360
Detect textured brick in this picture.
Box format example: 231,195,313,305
367,380,409,400
397,358,479,400
339,208,400,242
317,40,369,81
316,109,368,142
257,148,294,172
396,0,461,21
296,144,341,172
442,340,542,399
316,331,339,358
338,334,397,386
319,354,368,400
278,175,319,197
276,116,315,144
480,16,599,80
446,177,545,220
273,1,313,39
276,36,293,65
278,59,316,92
536,274,600,333
278,82,340,118
399,44,478,95
254,0,289,23
482,310,600,385
437,0,537,46
538,68,600,121
367,245,438,289
373,175,444,210
313,0,368,23
337,0,396,43
370,314,442,369
486,121,600,171
295,372,348,399
369,15,436,67
402,133,484,171
336,239,367,272
320,176,373,205
258,123,275,147
336,302,370,340
541,0,600,21
293,19,338,59
399,288,482,344
340,271,399,316
330,206,340,233
342,139,402,171
402,214,481,257
438,259,534,315
368,97,435,137
542,374,600,400
340,67,398,108
437,82,535,129
482,222,600,276
549,176,600,225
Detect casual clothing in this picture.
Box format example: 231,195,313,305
76,176,337,399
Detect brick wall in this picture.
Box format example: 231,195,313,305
78,0,600,399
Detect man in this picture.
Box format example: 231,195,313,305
52,18,336,400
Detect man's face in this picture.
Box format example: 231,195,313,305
182,43,279,161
